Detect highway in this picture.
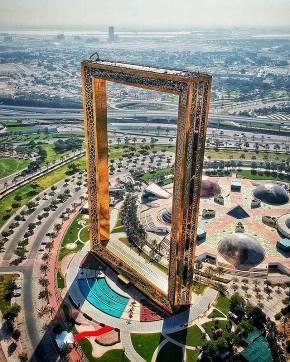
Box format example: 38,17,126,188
0,104,289,126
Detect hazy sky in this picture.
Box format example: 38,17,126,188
1,0,290,29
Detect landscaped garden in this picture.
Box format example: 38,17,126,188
76,339,130,362
202,319,232,339
237,169,290,182
58,213,87,260
168,324,206,347
0,156,86,228
0,157,30,178
0,274,18,313
214,294,231,315
131,332,164,362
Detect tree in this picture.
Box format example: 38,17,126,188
246,305,266,328
4,279,17,294
38,289,51,301
266,318,286,362
236,319,253,336
18,352,28,362
15,248,26,259
201,340,218,361
39,277,50,288
230,293,246,320
3,303,21,321
40,263,48,274
12,329,21,340
41,253,49,261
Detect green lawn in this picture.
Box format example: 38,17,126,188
0,157,30,178
131,332,164,362
206,149,289,162
5,125,38,133
79,225,90,242
78,338,129,362
237,169,290,182
111,225,125,233
0,156,86,229
57,272,65,289
139,167,173,184
58,240,84,261
202,320,232,339
192,282,207,295
111,209,124,233
62,214,83,246
0,183,42,228
58,214,87,260
156,342,183,362
42,144,70,164
168,325,206,347
186,349,199,362
0,274,17,313
208,309,225,318
215,295,231,315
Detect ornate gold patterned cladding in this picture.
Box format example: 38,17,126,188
81,60,211,312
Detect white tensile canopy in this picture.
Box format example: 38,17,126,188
55,331,74,348
145,183,171,199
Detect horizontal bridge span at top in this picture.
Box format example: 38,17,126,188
81,60,211,95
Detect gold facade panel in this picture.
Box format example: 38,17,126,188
81,60,211,312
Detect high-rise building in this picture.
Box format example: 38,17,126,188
108,26,115,41
81,60,211,312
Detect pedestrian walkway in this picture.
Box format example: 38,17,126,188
66,245,218,333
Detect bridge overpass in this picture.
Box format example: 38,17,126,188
0,104,289,127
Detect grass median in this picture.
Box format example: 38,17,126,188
0,156,86,229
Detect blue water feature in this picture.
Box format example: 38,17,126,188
78,278,129,318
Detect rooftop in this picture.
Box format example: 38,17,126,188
145,183,171,199
240,336,273,362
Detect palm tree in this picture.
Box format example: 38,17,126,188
216,266,224,279
39,277,49,288
204,265,214,281
40,264,48,274
38,289,51,301
41,253,49,261
281,315,288,338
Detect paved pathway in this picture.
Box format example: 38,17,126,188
120,329,145,362
66,245,218,333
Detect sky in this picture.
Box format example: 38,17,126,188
0,0,290,29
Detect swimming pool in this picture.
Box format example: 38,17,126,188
78,277,129,318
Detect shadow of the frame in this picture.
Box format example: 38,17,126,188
29,250,193,362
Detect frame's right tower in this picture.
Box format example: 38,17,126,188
168,80,211,308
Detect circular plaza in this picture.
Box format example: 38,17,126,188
140,176,290,275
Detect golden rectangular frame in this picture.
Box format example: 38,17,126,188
81,60,211,312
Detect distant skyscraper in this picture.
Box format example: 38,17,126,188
108,26,115,42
